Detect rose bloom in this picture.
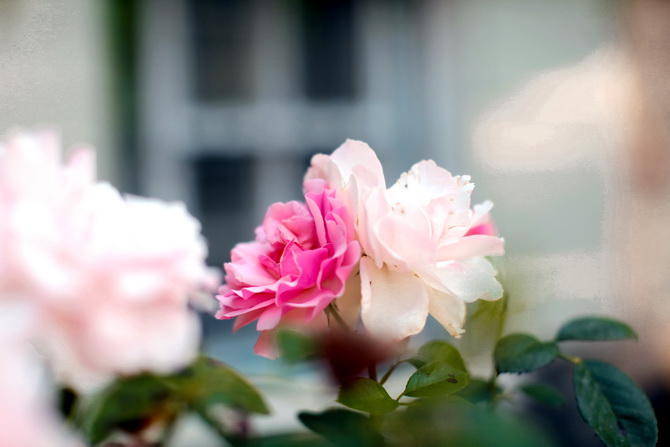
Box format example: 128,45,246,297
0,303,79,447
306,140,504,340
0,131,217,389
216,178,361,357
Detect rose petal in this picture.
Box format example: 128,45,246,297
254,330,278,359
419,257,503,303
427,287,466,338
437,235,505,260
360,257,429,340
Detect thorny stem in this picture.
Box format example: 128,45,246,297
325,303,350,331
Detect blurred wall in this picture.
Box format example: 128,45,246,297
0,0,117,183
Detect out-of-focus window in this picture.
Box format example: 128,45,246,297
193,153,255,268
189,0,254,101
299,0,357,100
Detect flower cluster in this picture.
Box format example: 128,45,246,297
0,131,217,389
217,140,504,356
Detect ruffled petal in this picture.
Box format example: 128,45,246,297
418,257,503,303
437,235,504,260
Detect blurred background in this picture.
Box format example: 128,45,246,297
2,0,669,442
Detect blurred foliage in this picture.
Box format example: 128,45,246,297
70,316,656,447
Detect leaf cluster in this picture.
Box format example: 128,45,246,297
72,356,269,446
286,317,657,447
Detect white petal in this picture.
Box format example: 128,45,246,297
333,268,363,326
427,288,466,338
418,257,503,303
332,139,386,191
360,257,429,340
437,235,504,260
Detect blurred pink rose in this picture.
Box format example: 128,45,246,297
0,131,217,389
216,178,361,357
307,141,504,341
0,303,78,447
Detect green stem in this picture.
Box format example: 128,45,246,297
379,359,408,385
489,292,510,383
493,292,510,345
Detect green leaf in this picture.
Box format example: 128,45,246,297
407,356,427,369
494,334,558,373
299,408,385,447
384,396,556,447
574,360,657,447
170,356,269,415
404,361,469,398
248,432,331,446
417,340,467,372
456,378,501,404
557,317,637,342
276,329,318,363
337,377,399,415
520,384,565,407
79,374,173,444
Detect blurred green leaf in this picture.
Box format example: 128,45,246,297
407,356,428,369
337,377,399,415
404,361,469,398
520,383,565,408
169,356,269,415
277,329,318,363
556,317,637,342
248,432,331,446
417,340,467,372
299,408,385,447
79,374,173,444
574,360,657,447
456,378,501,404
494,334,558,373
384,397,555,447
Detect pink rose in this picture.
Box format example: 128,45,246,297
0,131,217,389
0,303,79,447
40,184,218,388
216,178,361,357
307,141,505,341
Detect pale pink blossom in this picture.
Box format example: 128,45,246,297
0,303,79,447
0,131,217,389
306,140,504,341
216,178,361,357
